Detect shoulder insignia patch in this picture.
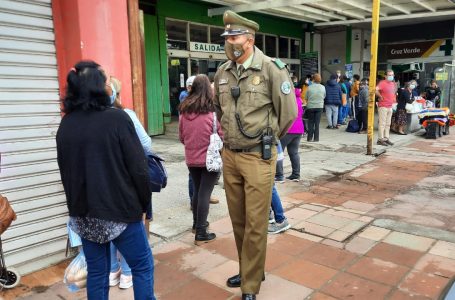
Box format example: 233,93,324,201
272,58,286,69
281,81,292,95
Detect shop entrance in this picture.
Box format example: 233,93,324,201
168,56,225,116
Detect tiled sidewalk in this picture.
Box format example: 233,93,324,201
6,136,455,299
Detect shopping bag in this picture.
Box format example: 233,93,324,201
67,223,82,248
147,153,167,192
64,251,87,292
206,112,223,172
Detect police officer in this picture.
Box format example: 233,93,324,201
213,10,297,300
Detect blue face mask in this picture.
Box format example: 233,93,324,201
387,75,394,81
109,83,117,105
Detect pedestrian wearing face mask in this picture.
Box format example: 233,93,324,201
375,70,398,146
213,10,297,300
425,80,441,107
392,81,415,135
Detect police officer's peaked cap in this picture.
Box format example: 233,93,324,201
221,10,259,36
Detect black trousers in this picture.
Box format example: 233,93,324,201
356,107,368,131
306,108,323,141
188,167,219,230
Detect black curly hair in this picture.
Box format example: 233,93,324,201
62,60,110,113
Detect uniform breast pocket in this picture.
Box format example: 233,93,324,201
245,83,270,108
219,84,231,110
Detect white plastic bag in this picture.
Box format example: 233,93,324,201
64,251,87,292
206,112,223,172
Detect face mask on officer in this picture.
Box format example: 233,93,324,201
224,36,251,62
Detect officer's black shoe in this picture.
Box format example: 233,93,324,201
242,294,256,300
226,274,265,288
194,229,216,246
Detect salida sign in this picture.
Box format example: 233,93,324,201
190,42,224,53
386,41,437,59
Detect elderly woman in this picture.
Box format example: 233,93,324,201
305,73,326,142
56,61,156,300
393,81,415,135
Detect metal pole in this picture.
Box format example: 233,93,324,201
367,0,381,155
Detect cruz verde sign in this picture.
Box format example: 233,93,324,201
386,39,453,59
190,42,224,54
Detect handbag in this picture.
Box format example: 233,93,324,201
346,102,360,133
206,112,223,172
0,195,17,235
147,153,167,192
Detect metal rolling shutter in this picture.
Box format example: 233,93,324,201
0,0,67,275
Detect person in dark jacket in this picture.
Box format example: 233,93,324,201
324,74,343,129
425,80,441,107
179,74,223,245
357,78,369,133
392,81,415,135
56,61,156,300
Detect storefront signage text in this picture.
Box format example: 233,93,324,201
385,40,452,59
190,42,224,53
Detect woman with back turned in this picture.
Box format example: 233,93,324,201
56,60,155,300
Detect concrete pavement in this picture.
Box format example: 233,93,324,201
4,116,455,300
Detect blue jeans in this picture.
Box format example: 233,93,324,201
110,243,132,276
81,222,155,300
325,104,339,127
271,185,285,223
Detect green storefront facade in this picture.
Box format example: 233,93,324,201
140,0,308,135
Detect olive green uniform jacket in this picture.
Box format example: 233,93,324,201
214,47,298,149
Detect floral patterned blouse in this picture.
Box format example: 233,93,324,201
69,216,127,244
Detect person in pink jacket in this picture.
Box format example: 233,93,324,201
275,76,304,182
179,74,223,245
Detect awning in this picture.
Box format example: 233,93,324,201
202,0,455,28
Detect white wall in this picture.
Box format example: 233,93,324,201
321,30,346,81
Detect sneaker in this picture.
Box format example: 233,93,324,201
119,274,133,289
326,125,333,129
268,210,275,224
385,139,394,146
286,175,300,182
209,197,219,204
268,219,291,234
376,140,389,146
274,176,285,184
109,269,121,286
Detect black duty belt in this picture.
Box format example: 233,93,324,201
225,144,262,153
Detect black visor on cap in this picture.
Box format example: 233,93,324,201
221,29,249,37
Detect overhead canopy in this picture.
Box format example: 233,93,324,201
202,0,455,28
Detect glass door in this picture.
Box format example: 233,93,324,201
168,57,188,116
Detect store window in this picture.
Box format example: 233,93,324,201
210,26,225,45
190,24,208,43
290,39,300,59
255,33,264,51
289,64,300,79
279,37,289,59
265,35,277,57
166,20,187,50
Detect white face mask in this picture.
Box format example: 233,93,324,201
387,75,394,81
410,84,416,89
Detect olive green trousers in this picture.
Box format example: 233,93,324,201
222,148,276,294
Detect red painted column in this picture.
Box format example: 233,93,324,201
52,0,133,109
